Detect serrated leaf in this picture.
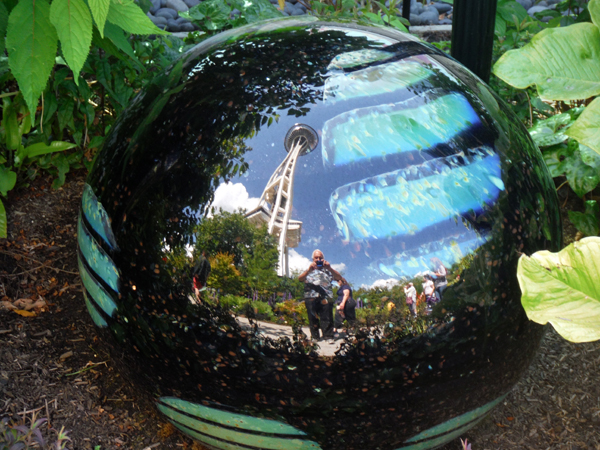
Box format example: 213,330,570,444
50,0,92,84
0,198,6,239
89,0,110,36
566,96,600,160
6,0,58,116
518,237,600,342
568,200,600,237
0,2,9,55
497,0,528,24
0,165,17,197
493,23,600,101
565,150,600,197
590,0,600,28
106,0,168,35
23,140,76,159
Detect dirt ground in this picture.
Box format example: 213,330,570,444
1,172,599,450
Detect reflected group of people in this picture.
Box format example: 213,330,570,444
405,257,448,315
298,249,356,342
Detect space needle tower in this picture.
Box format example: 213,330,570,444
245,124,319,277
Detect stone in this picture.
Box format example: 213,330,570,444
541,15,554,22
516,0,533,10
154,7,179,19
411,2,424,14
183,0,200,7
538,0,548,5
79,17,561,450
419,6,440,24
166,18,181,31
149,14,168,27
149,0,161,14
165,0,188,12
431,2,452,14
290,7,306,15
410,12,423,24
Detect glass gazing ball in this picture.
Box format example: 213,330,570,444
78,17,561,450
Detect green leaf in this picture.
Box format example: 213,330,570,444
568,200,600,237
527,107,582,147
590,0,600,28
88,0,110,36
518,237,600,342
51,153,70,189
578,144,600,170
0,198,6,239
2,101,20,150
103,22,141,66
6,0,58,116
232,0,283,23
493,23,600,101
497,0,528,24
106,0,168,35
566,96,600,159
50,0,93,84
542,143,574,177
565,150,600,197
0,165,17,197
0,2,9,55
22,140,77,159
495,14,506,36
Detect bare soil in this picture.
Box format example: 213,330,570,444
1,172,599,450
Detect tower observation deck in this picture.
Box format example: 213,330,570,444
245,124,318,277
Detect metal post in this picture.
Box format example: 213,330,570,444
402,0,411,23
450,0,498,83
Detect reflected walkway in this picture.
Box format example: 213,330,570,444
236,317,341,356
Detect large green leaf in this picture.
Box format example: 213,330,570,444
0,165,17,197
0,198,6,239
106,0,168,35
15,140,76,165
6,0,58,116
565,150,600,197
568,200,600,237
528,107,583,147
0,2,9,55
518,237,600,342
566,97,600,159
88,0,110,36
497,0,528,24
542,143,574,177
50,0,93,84
493,23,600,101
103,22,142,68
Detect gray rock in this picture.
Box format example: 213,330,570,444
160,0,167,6
411,2,424,14
149,0,161,14
183,0,200,7
527,5,550,16
546,0,561,4
284,1,295,14
515,0,533,10
290,7,305,15
296,2,307,12
419,7,440,24
155,7,179,19
409,13,423,25
538,0,548,5
432,2,452,14
165,0,188,12
149,14,168,26
167,18,181,31
541,15,554,22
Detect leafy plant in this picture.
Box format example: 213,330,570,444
0,414,71,450
517,236,600,342
493,0,600,236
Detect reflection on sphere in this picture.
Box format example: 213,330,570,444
78,17,561,450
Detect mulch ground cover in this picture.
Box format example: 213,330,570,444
1,172,599,450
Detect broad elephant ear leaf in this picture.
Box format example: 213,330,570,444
566,97,600,160
518,237,600,343
492,22,600,101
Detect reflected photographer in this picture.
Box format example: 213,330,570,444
298,249,342,341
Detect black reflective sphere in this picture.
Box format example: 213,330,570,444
78,18,561,450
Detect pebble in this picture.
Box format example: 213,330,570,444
516,0,533,10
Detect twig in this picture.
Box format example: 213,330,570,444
64,361,108,377
0,249,79,275
17,406,44,415
556,180,569,192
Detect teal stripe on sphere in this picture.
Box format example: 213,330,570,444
159,397,308,436
158,404,319,450
169,421,267,450
81,183,118,250
83,290,107,328
78,256,117,318
78,216,120,293
397,394,507,449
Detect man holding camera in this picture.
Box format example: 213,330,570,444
298,249,342,341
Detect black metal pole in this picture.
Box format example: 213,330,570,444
450,0,498,83
402,0,411,23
